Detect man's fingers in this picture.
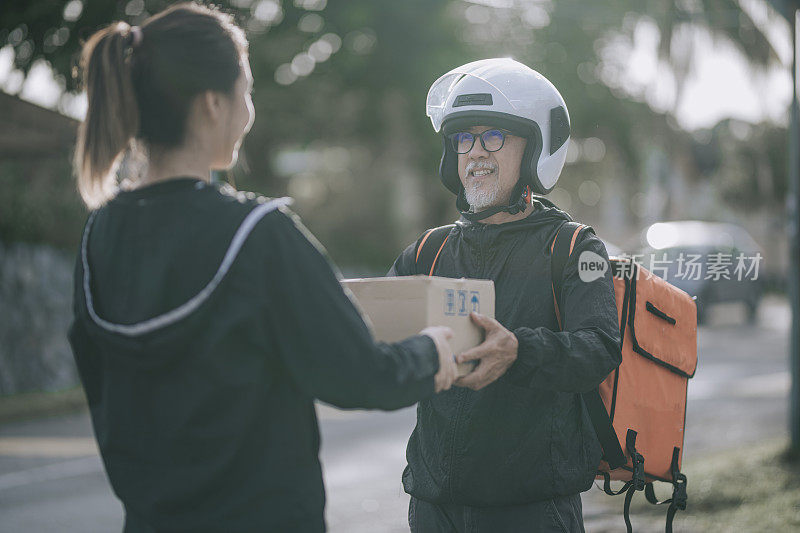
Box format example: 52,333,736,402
456,346,485,364
454,373,475,388
470,312,501,333
469,312,492,329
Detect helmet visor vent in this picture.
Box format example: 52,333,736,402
454,93,493,107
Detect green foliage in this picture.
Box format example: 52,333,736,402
0,156,85,249
0,0,789,268
625,439,800,532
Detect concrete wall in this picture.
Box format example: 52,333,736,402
0,242,78,395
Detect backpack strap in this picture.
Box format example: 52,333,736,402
644,447,687,533
550,222,627,471
415,224,455,276
550,221,589,329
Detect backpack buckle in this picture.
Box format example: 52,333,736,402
631,450,646,491
626,429,646,491
672,473,688,510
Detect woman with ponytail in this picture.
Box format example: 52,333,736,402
68,4,457,531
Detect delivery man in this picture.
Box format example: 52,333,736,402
388,58,623,532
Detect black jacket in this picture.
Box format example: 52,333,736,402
68,178,440,532
389,198,622,506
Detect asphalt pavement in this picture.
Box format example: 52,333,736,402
0,297,790,532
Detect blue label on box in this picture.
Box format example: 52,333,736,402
470,291,480,313
445,288,480,316
457,290,468,315
444,289,456,315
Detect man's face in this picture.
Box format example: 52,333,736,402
456,125,527,211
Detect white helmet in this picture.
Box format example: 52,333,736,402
426,58,570,218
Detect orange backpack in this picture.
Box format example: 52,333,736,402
551,222,697,533
416,221,698,533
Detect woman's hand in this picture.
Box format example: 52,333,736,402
420,326,457,393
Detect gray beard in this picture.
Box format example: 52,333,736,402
464,180,502,211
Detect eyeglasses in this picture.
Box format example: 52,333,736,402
448,129,509,154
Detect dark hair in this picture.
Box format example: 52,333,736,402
74,2,248,208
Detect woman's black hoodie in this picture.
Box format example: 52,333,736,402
68,178,439,532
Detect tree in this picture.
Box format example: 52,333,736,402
0,0,788,268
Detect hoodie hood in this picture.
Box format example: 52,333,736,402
72,178,290,369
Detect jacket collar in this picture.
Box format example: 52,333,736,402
455,196,572,231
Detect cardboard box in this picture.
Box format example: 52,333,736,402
341,276,495,377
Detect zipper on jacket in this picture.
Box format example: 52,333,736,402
445,223,486,500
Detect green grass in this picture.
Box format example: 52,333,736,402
0,387,87,423
624,439,800,532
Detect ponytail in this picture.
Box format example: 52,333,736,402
73,4,247,209
74,22,140,209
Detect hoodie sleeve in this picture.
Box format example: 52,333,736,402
257,209,440,410
504,232,622,393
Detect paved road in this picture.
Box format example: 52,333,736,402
0,298,790,532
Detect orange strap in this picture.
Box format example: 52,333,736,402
552,284,563,330
550,228,560,254
551,223,587,330
429,235,449,276
569,224,585,254
550,226,564,328
415,229,435,263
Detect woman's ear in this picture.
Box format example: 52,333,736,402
198,90,224,124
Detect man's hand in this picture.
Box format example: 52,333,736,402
455,313,518,390
420,326,458,393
